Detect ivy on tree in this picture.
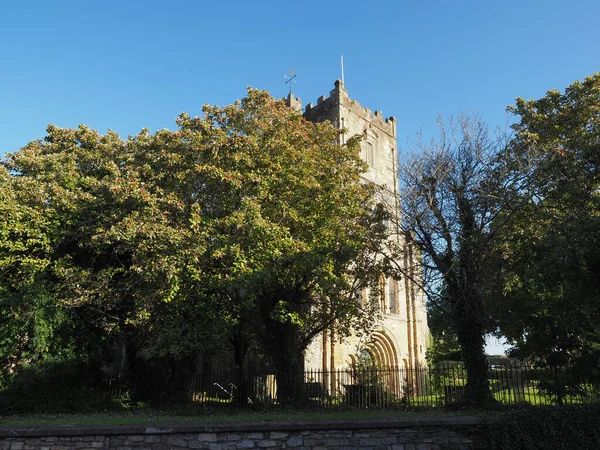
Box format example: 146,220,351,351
393,113,521,406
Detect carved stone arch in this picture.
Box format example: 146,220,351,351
402,358,409,371
348,354,357,367
370,330,399,367
364,330,401,395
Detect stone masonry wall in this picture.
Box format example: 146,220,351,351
301,80,430,374
0,417,477,450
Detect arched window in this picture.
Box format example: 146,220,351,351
379,274,386,311
389,278,398,314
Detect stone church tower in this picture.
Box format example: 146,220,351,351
286,81,430,387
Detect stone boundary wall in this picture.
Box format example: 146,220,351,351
0,416,478,450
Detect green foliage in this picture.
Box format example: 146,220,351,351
501,73,600,392
0,282,67,381
344,353,397,407
0,88,387,407
0,359,113,414
426,298,462,366
473,404,600,449
173,90,388,405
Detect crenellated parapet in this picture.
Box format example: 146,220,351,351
284,93,303,112
304,80,396,138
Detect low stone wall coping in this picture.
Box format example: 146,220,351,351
0,415,480,438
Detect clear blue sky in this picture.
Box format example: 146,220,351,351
1,0,598,158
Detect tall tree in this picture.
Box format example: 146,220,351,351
501,73,600,395
175,90,387,405
395,113,520,405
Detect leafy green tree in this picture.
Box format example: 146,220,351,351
0,144,111,391
175,90,387,405
1,89,387,406
0,122,234,391
501,73,600,397
425,298,462,366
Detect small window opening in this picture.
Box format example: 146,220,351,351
366,141,374,166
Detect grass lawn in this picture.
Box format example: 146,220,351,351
0,407,456,427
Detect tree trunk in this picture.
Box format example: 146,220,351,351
262,321,308,407
454,293,495,406
273,348,306,406
232,331,249,406
452,197,495,406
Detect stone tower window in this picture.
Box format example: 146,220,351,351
389,278,398,314
366,141,374,166
379,274,386,311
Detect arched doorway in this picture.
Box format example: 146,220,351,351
357,330,401,396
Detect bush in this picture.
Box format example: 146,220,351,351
343,383,394,407
0,359,116,414
342,364,397,407
473,404,600,449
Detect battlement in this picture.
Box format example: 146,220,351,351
303,80,396,137
284,93,302,112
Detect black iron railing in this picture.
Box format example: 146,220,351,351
100,363,600,408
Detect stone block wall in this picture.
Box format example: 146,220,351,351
0,417,477,450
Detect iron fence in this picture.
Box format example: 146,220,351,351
101,363,600,408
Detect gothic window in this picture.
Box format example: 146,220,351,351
389,278,398,314
379,274,386,311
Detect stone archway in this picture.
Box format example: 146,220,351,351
363,330,401,396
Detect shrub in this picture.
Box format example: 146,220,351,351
0,359,115,414
473,404,600,449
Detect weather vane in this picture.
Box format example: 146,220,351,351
284,69,297,96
